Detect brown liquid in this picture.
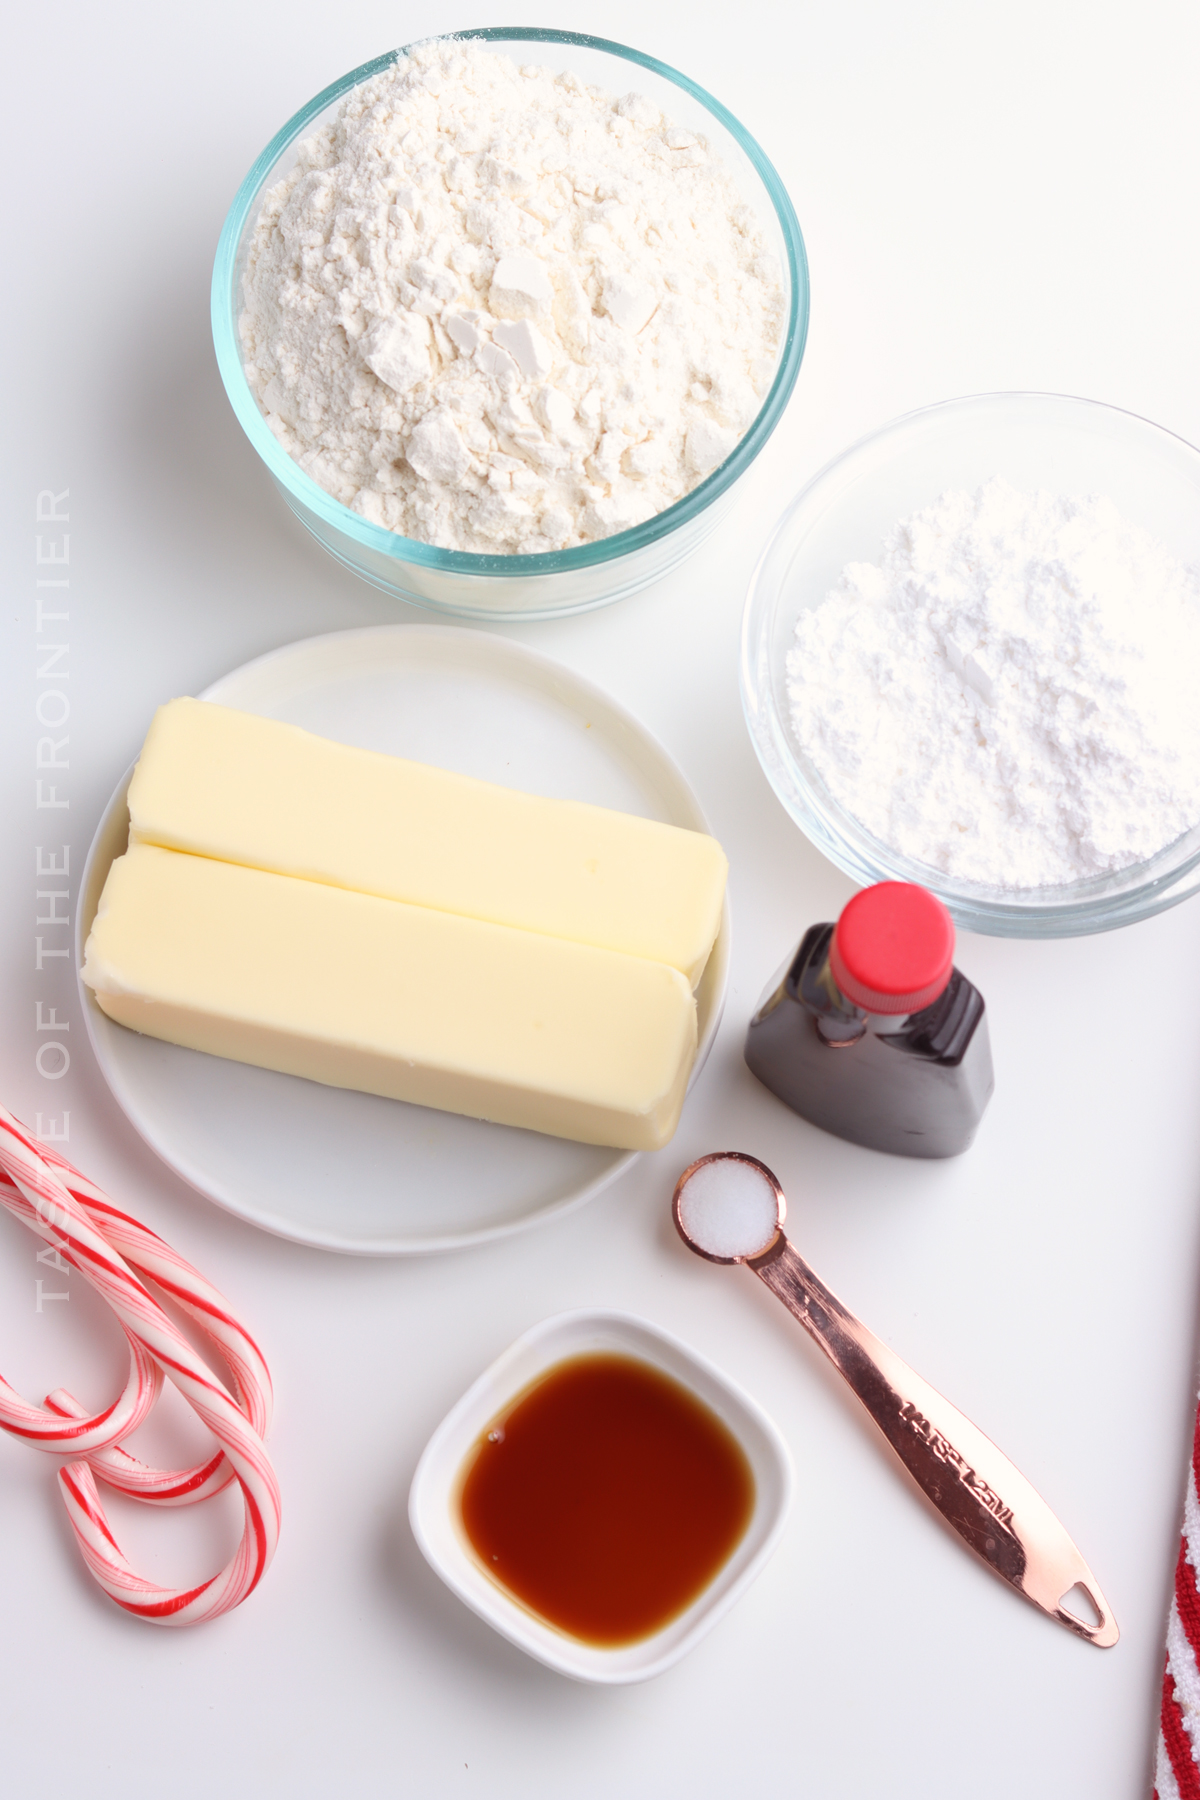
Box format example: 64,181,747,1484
458,1352,755,1646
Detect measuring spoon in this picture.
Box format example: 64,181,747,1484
672,1151,1117,1647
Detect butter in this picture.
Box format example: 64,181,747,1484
82,845,698,1151
127,699,726,989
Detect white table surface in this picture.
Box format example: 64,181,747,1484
3,2,1199,1793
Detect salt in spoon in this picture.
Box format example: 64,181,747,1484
672,1152,1117,1647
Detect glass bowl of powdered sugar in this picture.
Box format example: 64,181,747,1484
741,392,1200,937
212,28,808,620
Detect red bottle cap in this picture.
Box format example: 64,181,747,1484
829,883,956,1015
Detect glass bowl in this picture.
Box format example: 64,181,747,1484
741,392,1200,938
212,27,808,622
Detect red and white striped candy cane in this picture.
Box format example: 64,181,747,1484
11,1127,273,1505
42,1389,235,1506
0,1106,280,1623
0,1143,244,1499
34,1130,272,1436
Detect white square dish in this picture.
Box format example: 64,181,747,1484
408,1309,793,1683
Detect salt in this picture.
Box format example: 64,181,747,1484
677,1157,781,1262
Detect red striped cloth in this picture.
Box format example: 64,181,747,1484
1155,1402,1200,1798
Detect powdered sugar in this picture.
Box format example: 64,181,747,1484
240,39,784,554
786,478,1200,890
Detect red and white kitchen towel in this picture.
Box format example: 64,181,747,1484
1156,1402,1200,1797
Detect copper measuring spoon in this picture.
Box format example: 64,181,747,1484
672,1152,1117,1647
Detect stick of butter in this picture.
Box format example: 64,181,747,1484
126,699,727,989
81,845,698,1151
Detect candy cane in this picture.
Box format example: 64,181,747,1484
0,1106,280,1623
4,1131,272,1504
42,1389,234,1506
33,1133,272,1436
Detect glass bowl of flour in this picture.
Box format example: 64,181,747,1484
212,29,808,620
741,392,1200,937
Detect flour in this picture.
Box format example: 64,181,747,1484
786,478,1200,889
240,39,784,554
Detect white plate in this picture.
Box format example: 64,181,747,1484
408,1310,792,1683
77,625,730,1256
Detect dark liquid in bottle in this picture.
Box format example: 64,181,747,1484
745,923,994,1158
458,1352,755,1646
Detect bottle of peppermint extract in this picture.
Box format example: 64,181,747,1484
744,882,994,1159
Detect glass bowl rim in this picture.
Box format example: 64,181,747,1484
210,24,810,577
740,388,1200,937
